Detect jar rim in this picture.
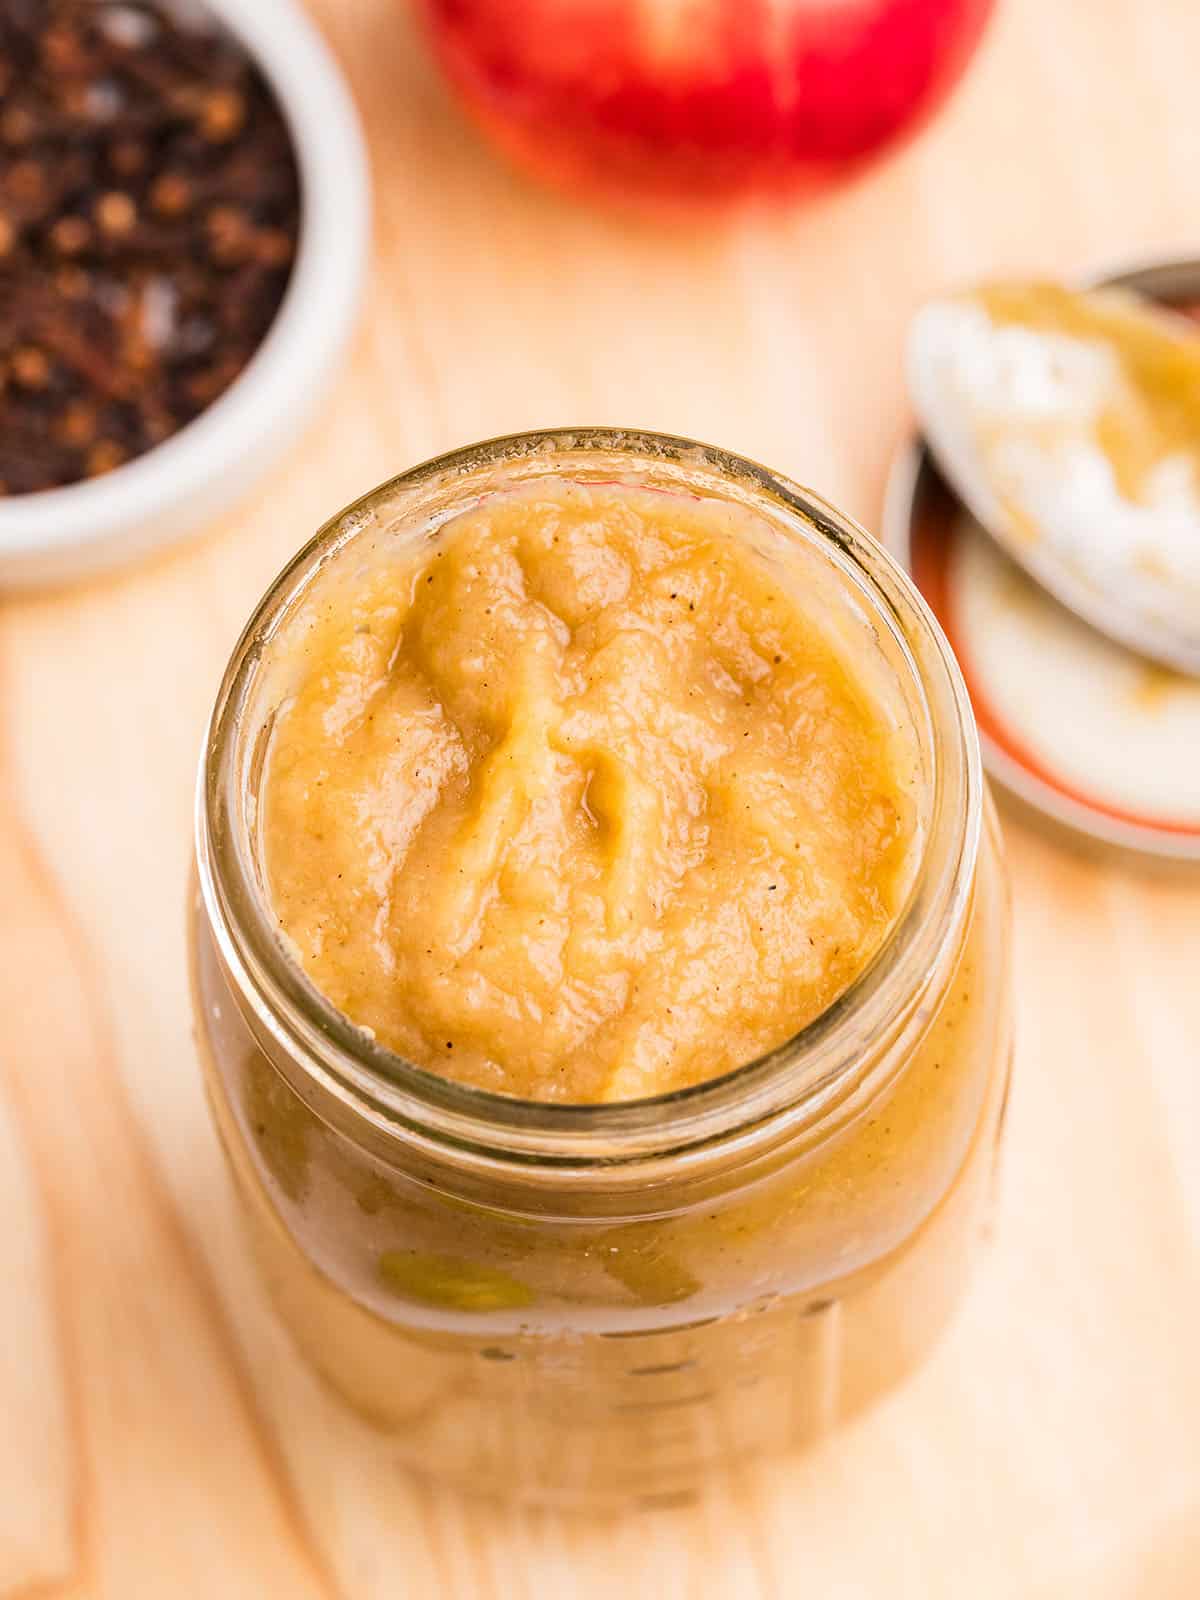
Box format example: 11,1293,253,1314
196,427,982,1168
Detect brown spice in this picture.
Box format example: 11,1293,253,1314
48,213,91,255
94,189,137,234
5,156,47,207
200,87,245,143
148,172,192,218
54,398,97,447
108,137,147,177
205,202,253,263
85,438,127,476
54,264,90,299
0,0,301,496
1,105,38,146
252,227,295,269
11,346,51,388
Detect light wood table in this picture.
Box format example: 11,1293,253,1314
3,1,1199,1593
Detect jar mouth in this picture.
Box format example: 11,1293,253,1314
197,428,981,1165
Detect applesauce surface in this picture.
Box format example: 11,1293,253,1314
263,481,916,1101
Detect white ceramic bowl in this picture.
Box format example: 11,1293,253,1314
0,0,370,588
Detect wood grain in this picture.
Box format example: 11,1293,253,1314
2,0,1199,1593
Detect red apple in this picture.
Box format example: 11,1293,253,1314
417,0,996,202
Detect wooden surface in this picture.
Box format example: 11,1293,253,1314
3,1,1200,1593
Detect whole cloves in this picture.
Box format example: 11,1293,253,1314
0,0,301,496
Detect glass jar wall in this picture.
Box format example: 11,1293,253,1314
191,430,1012,1508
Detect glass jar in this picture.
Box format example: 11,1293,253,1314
191,429,1012,1509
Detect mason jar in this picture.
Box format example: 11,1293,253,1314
190,429,1012,1509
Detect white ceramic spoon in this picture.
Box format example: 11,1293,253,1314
907,281,1200,676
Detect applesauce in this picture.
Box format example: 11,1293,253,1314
192,430,1011,1506
263,480,917,1103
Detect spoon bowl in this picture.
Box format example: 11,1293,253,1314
907,279,1200,676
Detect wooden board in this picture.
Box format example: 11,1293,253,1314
2,1,1199,1593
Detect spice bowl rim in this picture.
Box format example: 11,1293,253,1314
0,0,370,589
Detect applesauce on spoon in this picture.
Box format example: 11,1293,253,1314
192,430,1011,1505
